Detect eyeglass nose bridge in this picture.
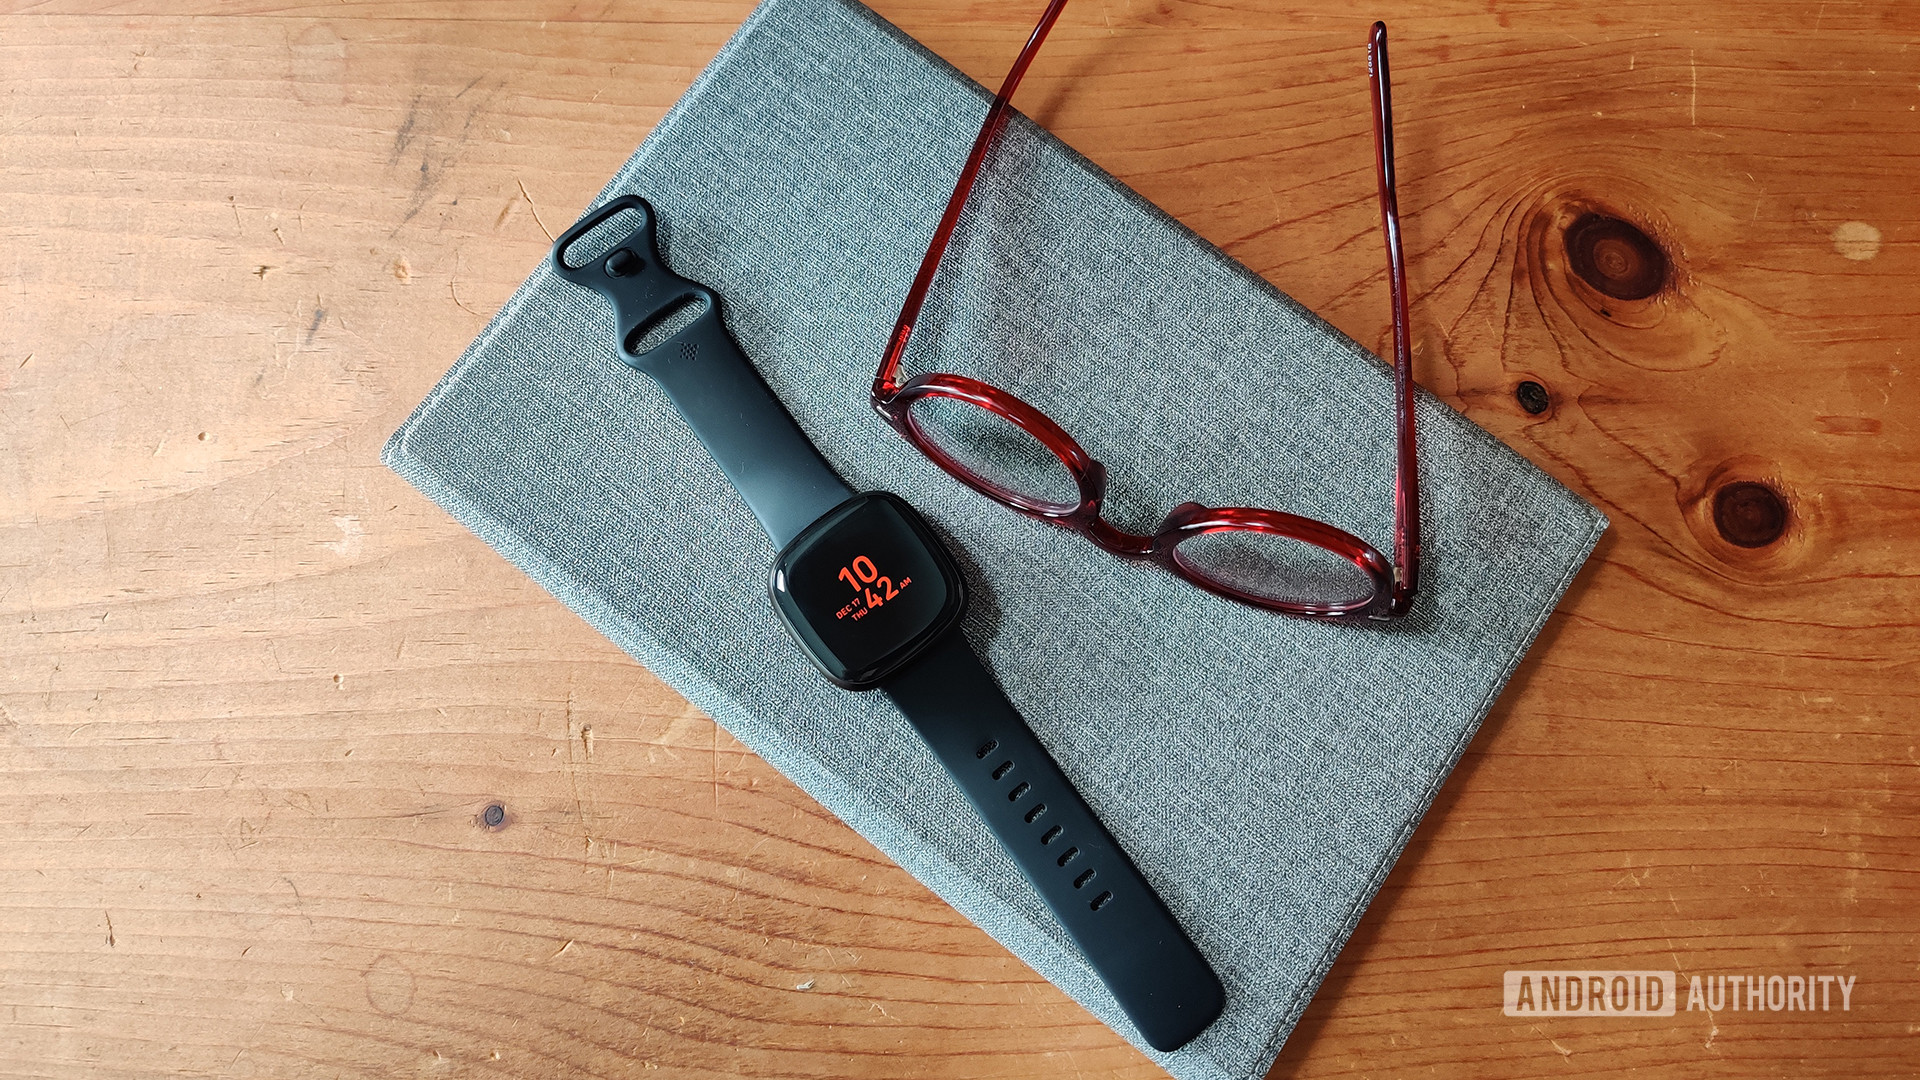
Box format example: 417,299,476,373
1071,517,1148,559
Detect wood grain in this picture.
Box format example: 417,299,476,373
3,1,1916,1077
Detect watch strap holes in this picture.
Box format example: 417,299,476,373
967,735,1116,917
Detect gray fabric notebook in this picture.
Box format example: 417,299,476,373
383,0,1607,1075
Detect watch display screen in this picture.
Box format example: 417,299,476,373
770,492,965,689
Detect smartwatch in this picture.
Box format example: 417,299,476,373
553,196,1224,1053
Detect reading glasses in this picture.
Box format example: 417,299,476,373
872,3,1421,620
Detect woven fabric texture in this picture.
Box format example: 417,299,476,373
383,1,1608,1076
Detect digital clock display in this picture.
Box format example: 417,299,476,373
770,492,966,689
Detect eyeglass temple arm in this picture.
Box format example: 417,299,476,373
1369,22,1421,614
877,0,1074,398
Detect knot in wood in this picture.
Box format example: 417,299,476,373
1712,481,1789,548
1565,213,1667,301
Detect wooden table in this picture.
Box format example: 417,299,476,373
4,1,1916,1076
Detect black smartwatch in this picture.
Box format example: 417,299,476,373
553,196,1224,1053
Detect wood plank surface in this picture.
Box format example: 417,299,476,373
3,1,1916,1077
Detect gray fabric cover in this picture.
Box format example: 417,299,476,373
382,1,1608,1076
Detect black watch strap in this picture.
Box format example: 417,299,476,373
640,314,853,548
554,196,1221,1052
883,634,1225,1052
551,195,853,548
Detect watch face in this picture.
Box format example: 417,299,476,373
770,492,966,689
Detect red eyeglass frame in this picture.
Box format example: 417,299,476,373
872,4,1420,621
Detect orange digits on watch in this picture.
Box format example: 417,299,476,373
836,554,909,621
